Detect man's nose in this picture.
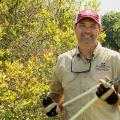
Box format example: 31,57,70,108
84,27,91,33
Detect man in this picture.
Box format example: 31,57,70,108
42,9,120,120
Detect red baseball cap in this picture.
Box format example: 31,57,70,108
75,9,101,27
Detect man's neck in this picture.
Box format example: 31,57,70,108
78,42,97,57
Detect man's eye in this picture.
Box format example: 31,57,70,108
79,24,85,28
90,25,96,29
90,25,98,29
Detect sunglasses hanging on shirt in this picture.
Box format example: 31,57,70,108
71,54,94,73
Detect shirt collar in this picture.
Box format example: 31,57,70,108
74,42,102,59
92,42,102,59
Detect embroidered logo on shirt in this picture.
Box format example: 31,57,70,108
96,62,110,71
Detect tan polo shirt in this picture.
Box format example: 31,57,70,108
50,43,120,120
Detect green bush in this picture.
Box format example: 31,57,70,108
0,49,55,119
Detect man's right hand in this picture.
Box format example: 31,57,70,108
42,96,63,117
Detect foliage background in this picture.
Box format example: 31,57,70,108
0,0,119,119
102,12,120,51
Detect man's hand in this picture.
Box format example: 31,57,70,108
42,96,63,117
96,83,118,105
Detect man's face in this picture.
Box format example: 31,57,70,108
74,18,101,45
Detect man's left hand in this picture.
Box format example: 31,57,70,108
96,83,118,105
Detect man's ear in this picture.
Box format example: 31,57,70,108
73,24,77,31
99,26,103,32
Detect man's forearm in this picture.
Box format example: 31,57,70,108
48,93,63,103
117,94,120,105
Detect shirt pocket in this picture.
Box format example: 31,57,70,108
62,73,80,99
92,63,113,81
62,72,78,88
95,71,112,81
92,60,113,81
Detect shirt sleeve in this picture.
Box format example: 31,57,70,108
112,52,120,93
49,55,65,99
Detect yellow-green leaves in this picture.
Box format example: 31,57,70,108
0,0,102,119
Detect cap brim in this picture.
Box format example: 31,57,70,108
76,16,100,26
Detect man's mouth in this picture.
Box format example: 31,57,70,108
82,34,93,39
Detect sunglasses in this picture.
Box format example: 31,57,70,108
71,54,92,73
